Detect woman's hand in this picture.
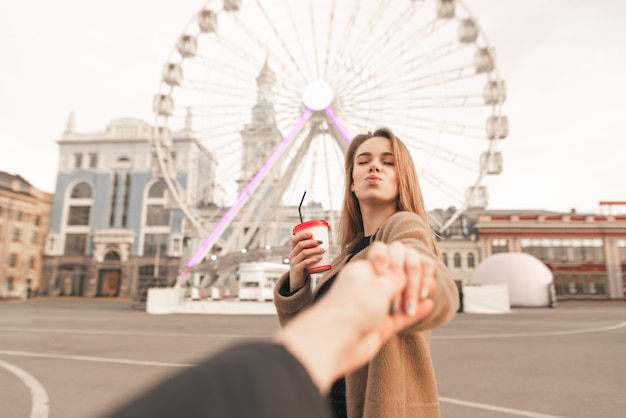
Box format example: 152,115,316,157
288,231,326,292
366,241,436,333
277,241,437,393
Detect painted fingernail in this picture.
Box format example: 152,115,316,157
420,286,429,300
405,299,417,316
389,301,399,315
317,240,323,245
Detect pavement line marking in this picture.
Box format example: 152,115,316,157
0,359,50,418
433,321,626,340
0,326,260,339
439,396,565,418
0,352,592,418
1,321,624,341
0,350,193,368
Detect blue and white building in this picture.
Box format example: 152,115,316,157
41,116,215,298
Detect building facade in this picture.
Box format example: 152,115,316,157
431,206,626,301
433,209,482,286
0,172,52,298
41,117,215,298
474,208,626,300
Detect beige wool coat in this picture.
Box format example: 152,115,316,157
274,211,459,418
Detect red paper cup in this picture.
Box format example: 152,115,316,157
293,219,331,274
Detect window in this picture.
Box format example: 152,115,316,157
6,277,14,290
16,211,22,221
121,174,131,227
146,205,170,226
28,256,35,269
12,228,20,242
145,181,170,226
467,252,475,268
110,173,118,226
143,234,168,256
453,253,462,268
74,153,83,169
71,182,92,198
243,281,259,287
9,254,17,267
64,234,88,256
68,206,91,225
35,216,40,225
104,251,120,261
491,239,508,254
148,181,167,198
553,246,569,260
89,153,98,168
571,239,604,262
139,265,155,277
32,232,38,244
522,239,549,260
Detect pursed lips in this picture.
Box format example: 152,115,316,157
366,175,381,183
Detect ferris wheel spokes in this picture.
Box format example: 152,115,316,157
154,0,507,271
221,123,321,255
185,108,313,271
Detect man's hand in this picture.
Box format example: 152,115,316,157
322,241,436,372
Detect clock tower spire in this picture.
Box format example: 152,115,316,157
238,60,281,191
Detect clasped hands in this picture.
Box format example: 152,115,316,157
277,241,437,393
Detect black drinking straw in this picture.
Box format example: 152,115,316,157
298,191,307,223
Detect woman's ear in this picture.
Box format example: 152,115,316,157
350,182,355,192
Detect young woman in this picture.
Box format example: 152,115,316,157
105,242,437,418
274,127,459,417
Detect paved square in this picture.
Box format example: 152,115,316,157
0,298,624,418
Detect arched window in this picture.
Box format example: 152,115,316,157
67,183,93,226
143,180,170,257
65,182,93,255
70,182,92,198
442,253,448,267
104,251,120,261
148,181,167,198
467,252,475,268
454,253,462,268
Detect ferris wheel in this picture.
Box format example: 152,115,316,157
152,0,507,273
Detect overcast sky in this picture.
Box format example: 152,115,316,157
1,0,624,214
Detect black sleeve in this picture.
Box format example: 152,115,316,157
102,342,331,418
278,275,297,296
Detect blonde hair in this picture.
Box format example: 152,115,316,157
338,127,435,253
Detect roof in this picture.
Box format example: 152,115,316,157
0,170,32,194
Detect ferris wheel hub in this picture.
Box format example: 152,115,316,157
302,80,334,111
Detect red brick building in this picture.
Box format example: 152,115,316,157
474,204,626,300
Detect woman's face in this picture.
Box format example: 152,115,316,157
350,136,399,210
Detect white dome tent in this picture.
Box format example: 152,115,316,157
468,252,554,308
